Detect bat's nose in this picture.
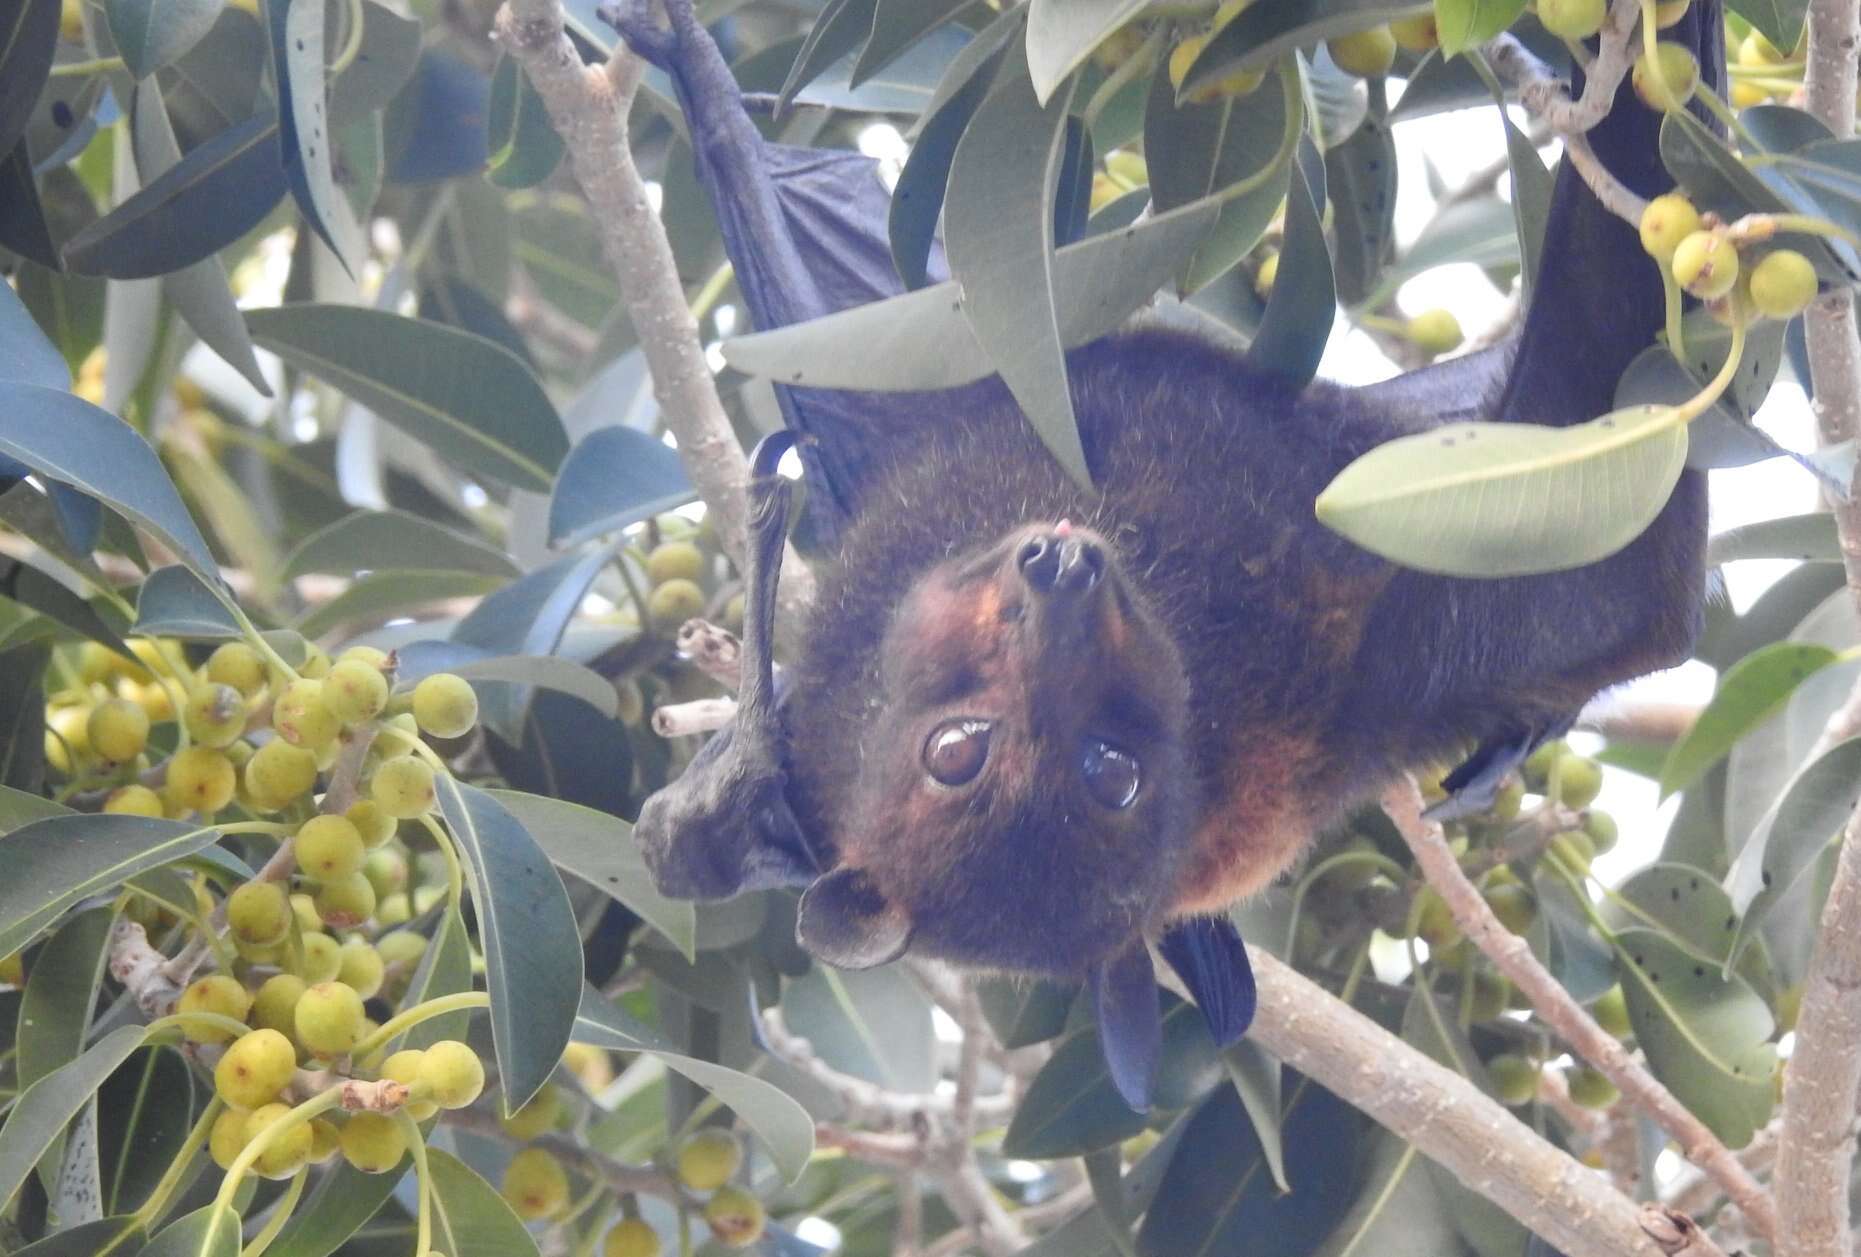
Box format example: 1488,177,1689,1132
1017,531,1104,596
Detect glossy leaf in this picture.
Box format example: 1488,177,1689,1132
17,907,112,1094
547,426,695,547
1025,0,1148,104
1660,643,1839,798
1315,405,1690,578
1736,1,1808,60
0,815,222,958
851,0,970,87
784,965,937,1092
1246,139,1332,387
975,976,1076,1049
1004,997,1224,1159
0,641,47,793
486,55,564,190
62,110,286,279
0,558,131,655
269,0,362,271
485,788,695,959
777,0,874,111
1313,1133,1461,1257
1727,735,1861,951
0,274,68,389
0,1024,147,1213
436,777,581,1113
0,384,220,583
1614,927,1776,1148
423,1148,540,1257
945,50,1085,483
282,509,517,580
725,196,1219,389
574,986,816,1182
0,140,58,270
0,0,58,164
264,1163,405,1257
105,0,220,79
247,305,568,492
1435,0,1528,56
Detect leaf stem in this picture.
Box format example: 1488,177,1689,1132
328,0,366,77
1083,26,1163,132
1670,309,1748,426
240,1162,308,1257
397,1111,435,1255
49,56,124,76
213,1086,343,1217
353,989,490,1065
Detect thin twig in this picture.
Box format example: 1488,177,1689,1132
1382,779,1778,1245
445,1107,674,1196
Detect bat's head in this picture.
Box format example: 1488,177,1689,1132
798,521,1194,976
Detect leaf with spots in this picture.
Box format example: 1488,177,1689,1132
1607,863,1777,1000
1612,927,1776,1148
268,0,363,274
1660,642,1841,799
1725,735,1861,964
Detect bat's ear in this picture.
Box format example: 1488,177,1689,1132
797,867,913,969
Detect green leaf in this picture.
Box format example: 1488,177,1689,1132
783,965,936,1092
1707,513,1840,566
0,815,224,958
1025,0,1149,104
484,789,695,960
0,0,58,165
0,1024,147,1213
945,50,1086,485
1660,642,1839,798
1182,0,1428,90
486,56,564,190
282,509,517,580
975,976,1076,1049
435,777,581,1113
135,565,243,639
247,305,568,492
1608,864,1776,1000
1726,736,1861,955
1735,0,1807,54
1313,1133,1460,1257
1466,48,1549,294
329,0,421,125
0,641,48,793
1144,56,1298,293
264,1163,404,1257
0,272,68,389
401,906,474,1050
11,1215,146,1255
1314,404,1690,578
1326,95,1396,308
294,571,504,639
62,110,287,279
546,427,695,548
0,786,70,833
426,1148,540,1257
1223,1039,1287,1194
777,0,876,112
574,987,816,1182
1362,196,1518,308
268,0,363,273
1246,139,1332,387
0,140,59,271
0,384,221,585
1435,0,1527,54
0,558,132,655
725,196,1219,390
127,81,270,396
17,907,112,1094
96,1046,194,1215
136,1203,239,1257
851,0,970,88
105,0,220,79
1613,927,1776,1148
1004,996,1223,1159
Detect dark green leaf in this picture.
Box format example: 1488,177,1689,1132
1183,0,1425,91
0,786,67,834
105,0,220,79
269,0,363,272
1004,996,1224,1159
777,0,875,112
1223,1039,1287,1193
574,987,816,1181
62,109,286,279
1246,139,1332,387
13,261,104,376
783,965,936,1092
401,906,474,1050
96,1046,194,1215
1326,96,1396,307
293,570,504,639
975,976,1075,1049
484,789,695,959
1614,927,1776,1148
10,1215,145,1255
851,0,970,88
1727,735,1861,954
0,273,68,388
945,50,1086,484
246,305,568,492
134,565,242,639
726,196,1220,390
0,141,58,270
1137,1080,1361,1257
1434,0,1527,55
135,1204,238,1257
282,509,517,580
1735,0,1807,53
264,1163,404,1257
1313,1132,1462,1257
17,907,112,1093
451,543,615,737
1707,513,1840,566
0,816,227,957
0,559,131,655
1466,48,1549,293
1660,642,1838,798
436,777,581,1113
547,427,695,548
0,1024,147,1214
0,642,47,793
486,55,564,190
0,0,58,164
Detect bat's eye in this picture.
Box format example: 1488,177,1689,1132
1081,738,1140,809
924,719,991,786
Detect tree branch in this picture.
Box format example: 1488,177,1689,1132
491,0,815,624
1245,946,1730,1257
1381,780,1778,1244
1774,5,1861,1257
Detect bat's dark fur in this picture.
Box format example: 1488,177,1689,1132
780,330,1704,977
